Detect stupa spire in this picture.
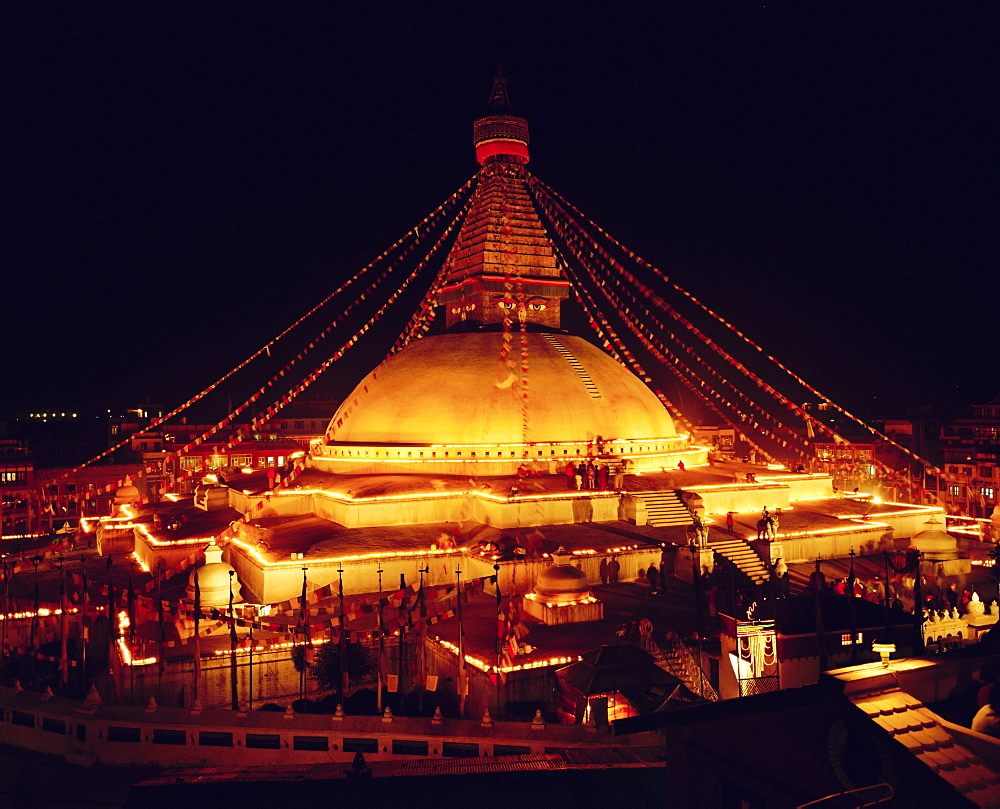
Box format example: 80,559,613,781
488,66,513,110
473,72,529,166
440,73,568,330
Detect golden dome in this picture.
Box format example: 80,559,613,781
114,485,140,504
325,332,678,446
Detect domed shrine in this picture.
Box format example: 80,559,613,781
524,547,603,625
66,74,962,724
314,72,703,478
910,518,958,562
187,544,243,607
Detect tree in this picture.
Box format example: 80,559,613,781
309,641,375,693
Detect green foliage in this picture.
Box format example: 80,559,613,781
309,641,375,692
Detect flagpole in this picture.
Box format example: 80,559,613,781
814,556,826,674
376,566,384,714
493,563,502,720
298,566,308,705
80,559,88,695
156,561,165,701
456,564,467,718
193,568,201,705
59,556,69,690
337,566,346,708
248,605,255,710
0,556,8,687
847,548,858,665
418,565,428,714
128,561,135,705
105,555,115,701
398,573,406,702
31,556,40,690
229,570,238,711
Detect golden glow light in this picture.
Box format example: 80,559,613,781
116,611,158,667
134,523,213,547
230,536,464,568
523,593,598,608
433,637,581,674
0,608,77,621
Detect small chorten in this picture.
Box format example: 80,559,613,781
910,518,958,561
524,547,603,625
187,544,243,607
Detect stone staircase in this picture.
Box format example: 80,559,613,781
708,533,770,585
635,490,691,527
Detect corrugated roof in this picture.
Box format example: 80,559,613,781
849,684,1000,807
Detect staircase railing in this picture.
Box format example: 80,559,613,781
656,635,719,702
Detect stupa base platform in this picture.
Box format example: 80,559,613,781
523,594,604,625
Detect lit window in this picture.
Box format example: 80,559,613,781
841,633,862,645
982,487,995,500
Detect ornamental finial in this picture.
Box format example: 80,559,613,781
489,66,512,110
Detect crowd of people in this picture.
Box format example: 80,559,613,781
564,460,626,491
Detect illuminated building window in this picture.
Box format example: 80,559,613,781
231,455,251,466
982,487,995,500
949,486,962,497
277,456,285,466
841,633,862,645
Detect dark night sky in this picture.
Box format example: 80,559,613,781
3,3,998,421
